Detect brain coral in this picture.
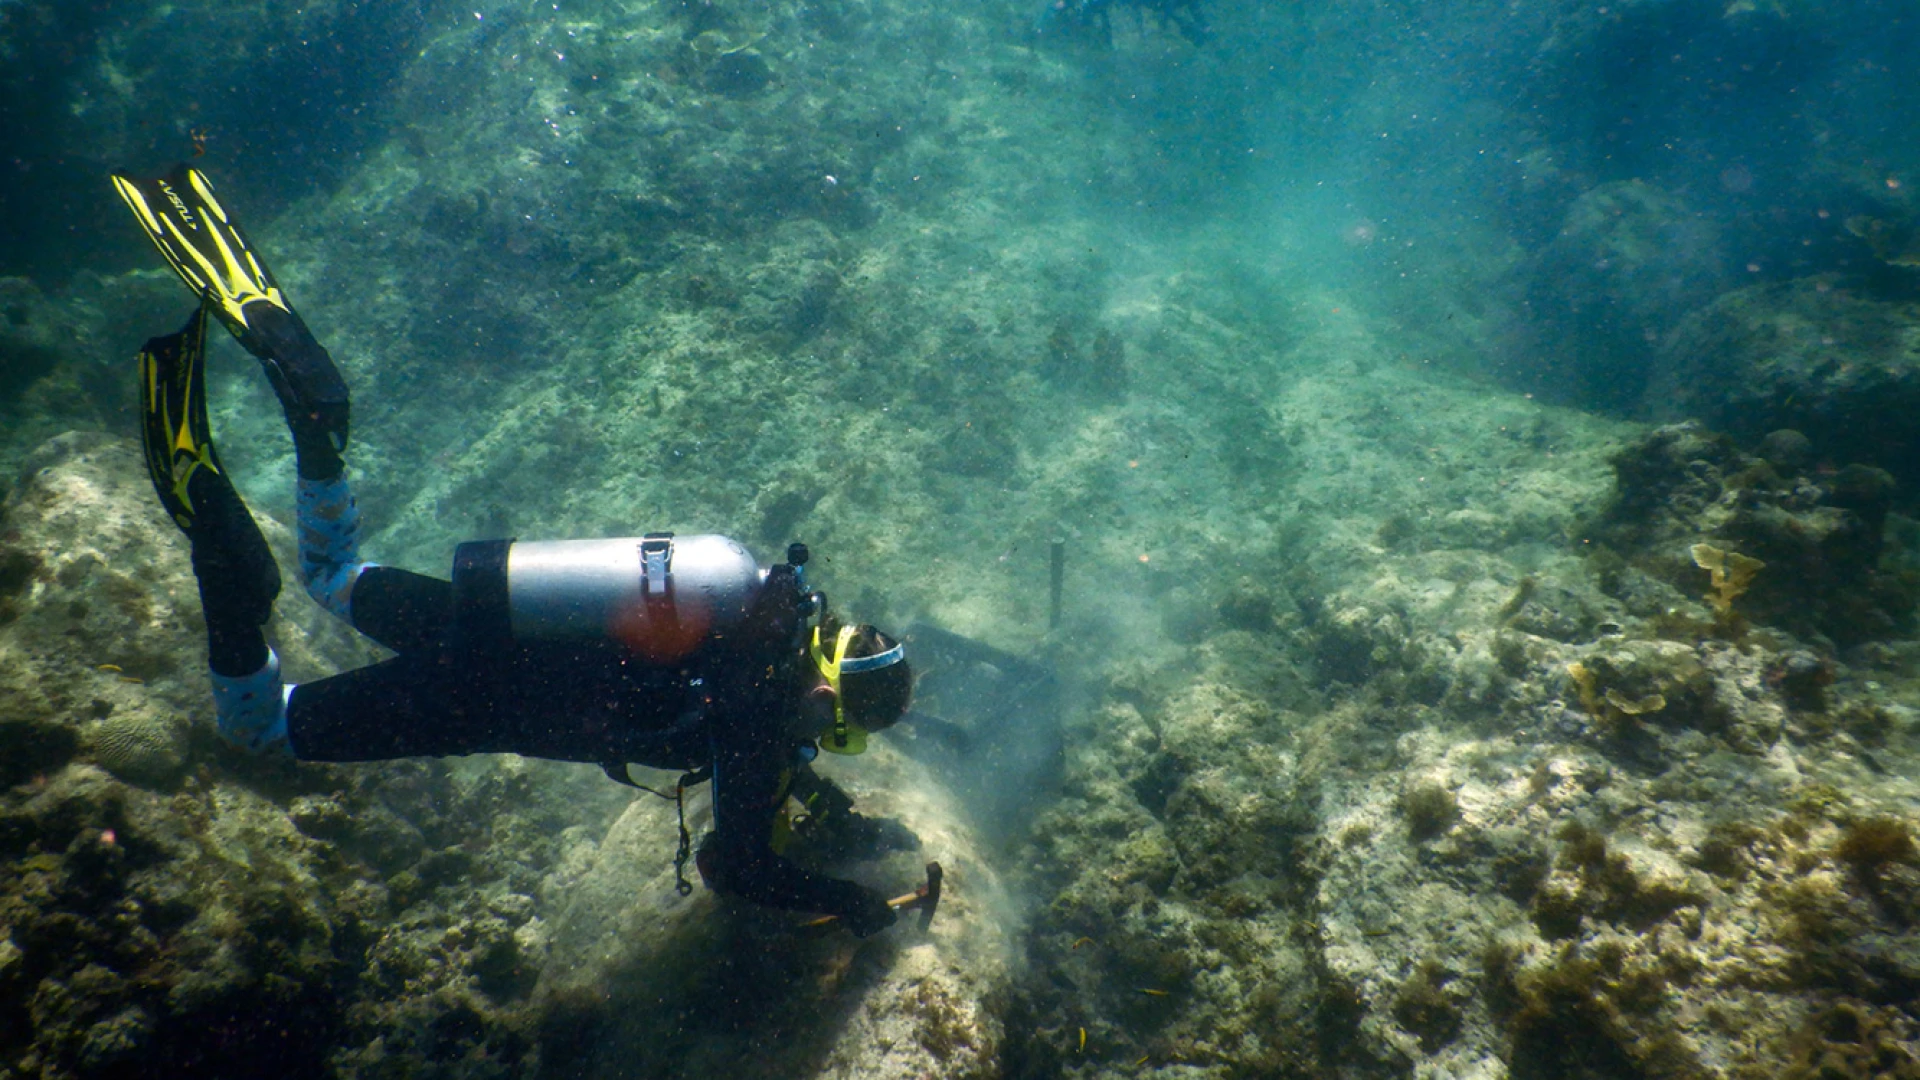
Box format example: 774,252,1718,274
86,712,188,786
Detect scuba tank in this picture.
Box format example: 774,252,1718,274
450,532,767,663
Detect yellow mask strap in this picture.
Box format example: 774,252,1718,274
809,624,867,754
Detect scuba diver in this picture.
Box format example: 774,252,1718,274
112,166,917,937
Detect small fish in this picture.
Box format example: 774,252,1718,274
1138,988,1168,997
1135,1056,1151,1067
97,664,123,673
119,676,145,685
688,28,765,56
1071,936,1094,950
1078,1027,1086,1053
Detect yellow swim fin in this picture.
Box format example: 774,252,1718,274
113,165,350,469
138,301,221,531
111,165,289,336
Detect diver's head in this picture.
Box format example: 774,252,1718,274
805,620,911,754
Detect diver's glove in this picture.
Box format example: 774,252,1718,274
843,888,899,938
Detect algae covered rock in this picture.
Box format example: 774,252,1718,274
0,434,620,1077
0,429,370,1074
1584,421,1916,646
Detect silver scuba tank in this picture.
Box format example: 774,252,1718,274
503,533,763,661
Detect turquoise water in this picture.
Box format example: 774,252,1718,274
3,1,1919,1076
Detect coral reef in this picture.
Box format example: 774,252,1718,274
82,712,188,788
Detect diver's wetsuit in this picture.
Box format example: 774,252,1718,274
282,550,883,923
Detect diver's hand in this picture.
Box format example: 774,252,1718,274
844,889,899,938
805,812,922,861
849,814,921,855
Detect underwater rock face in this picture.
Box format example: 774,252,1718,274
0,276,75,404
1651,280,1920,495
0,0,428,282
1006,370,1920,1077
0,439,318,1073
532,751,1012,1079
1516,180,1730,411
0,271,186,487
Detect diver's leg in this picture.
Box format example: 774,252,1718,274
194,467,290,752
113,167,370,621
347,567,454,654
285,654,469,760
295,472,372,621
286,649,520,760
139,307,289,753
288,641,692,763
296,463,458,650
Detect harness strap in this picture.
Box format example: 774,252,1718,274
602,762,712,896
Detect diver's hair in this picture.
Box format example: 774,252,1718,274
830,619,913,731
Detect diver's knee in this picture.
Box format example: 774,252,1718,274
302,560,369,620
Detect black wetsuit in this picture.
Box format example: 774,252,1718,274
286,555,886,924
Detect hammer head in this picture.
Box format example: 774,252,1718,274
918,861,944,930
